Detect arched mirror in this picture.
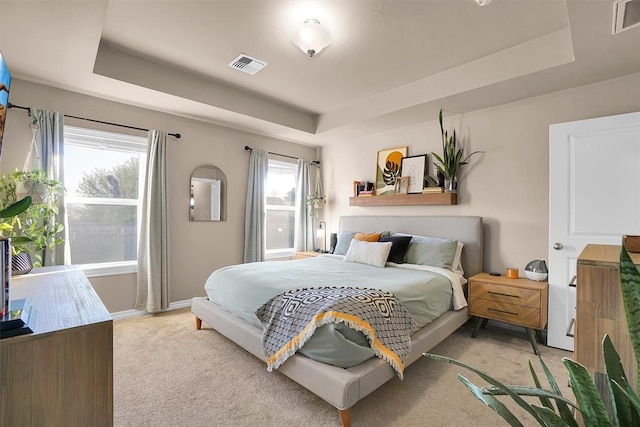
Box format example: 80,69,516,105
190,165,227,221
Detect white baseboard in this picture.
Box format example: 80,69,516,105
111,299,192,321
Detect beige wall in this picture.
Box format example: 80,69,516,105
3,73,639,312
1,79,318,313
322,72,640,274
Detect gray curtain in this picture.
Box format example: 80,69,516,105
294,159,313,251
243,148,268,263
29,108,66,266
135,130,169,313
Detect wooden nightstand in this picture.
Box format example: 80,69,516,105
468,272,549,355
294,251,323,259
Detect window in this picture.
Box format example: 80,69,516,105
265,158,297,259
63,126,146,276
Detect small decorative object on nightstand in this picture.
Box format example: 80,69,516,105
293,251,321,260
468,272,549,355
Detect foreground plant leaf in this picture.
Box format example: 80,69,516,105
538,355,577,426
602,335,639,426
562,357,612,426
424,353,546,425
458,374,523,427
619,244,640,392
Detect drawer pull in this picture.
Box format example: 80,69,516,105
488,307,519,316
488,291,520,298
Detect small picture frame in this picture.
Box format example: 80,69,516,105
400,154,428,194
394,176,410,195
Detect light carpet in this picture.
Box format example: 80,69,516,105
114,308,573,426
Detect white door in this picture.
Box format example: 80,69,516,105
548,112,640,351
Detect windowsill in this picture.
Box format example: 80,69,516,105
265,249,294,261
77,261,137,278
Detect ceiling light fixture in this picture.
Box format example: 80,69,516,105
474,0,493,5
290,19,332,58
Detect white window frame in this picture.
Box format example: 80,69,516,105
63,126,147,277
265,158,297,260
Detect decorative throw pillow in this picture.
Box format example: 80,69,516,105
334,230,391,255
405,235,459,269
354,232,381,242
333,231,358,255
343,239,393,268
379,235,412,264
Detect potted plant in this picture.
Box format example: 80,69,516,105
306,193,326,217
432,109,483,192
0,170,64,274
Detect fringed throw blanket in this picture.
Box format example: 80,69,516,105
255,287,416,379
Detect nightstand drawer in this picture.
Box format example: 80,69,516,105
469,298,542,329
469,282,541,308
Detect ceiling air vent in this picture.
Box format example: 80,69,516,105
228,54,267,75
613,0,640,34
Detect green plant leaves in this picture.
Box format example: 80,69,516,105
424,353,547,425
619,244,640,392
0,196,32,219
432,109,483,179
562,357,612,426
602,335,640,426
458,374,524,427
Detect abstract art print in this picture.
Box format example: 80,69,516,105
375,146,407,195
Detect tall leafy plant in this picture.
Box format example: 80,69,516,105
432,109,483,180
425,243,640,426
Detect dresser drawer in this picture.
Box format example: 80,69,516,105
469,298,542,329
469,282,541,308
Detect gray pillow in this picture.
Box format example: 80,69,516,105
405,235,459,269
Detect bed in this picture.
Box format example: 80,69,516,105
191,215,483,426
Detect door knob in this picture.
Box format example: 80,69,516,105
553,242,563,250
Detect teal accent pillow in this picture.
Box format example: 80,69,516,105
333,231,357,255
405,236,459,269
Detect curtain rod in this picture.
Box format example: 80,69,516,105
7,103,181,139
244,145,319,165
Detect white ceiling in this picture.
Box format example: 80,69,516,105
1,0,639,145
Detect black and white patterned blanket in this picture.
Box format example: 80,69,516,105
255,286,416,379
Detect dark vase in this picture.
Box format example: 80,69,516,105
11,252,33,276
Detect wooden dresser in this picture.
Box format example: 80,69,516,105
576,244,640,395
0,268,113,426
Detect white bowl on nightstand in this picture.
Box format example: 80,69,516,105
525,270,548,281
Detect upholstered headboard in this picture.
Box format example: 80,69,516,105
339,215,484,278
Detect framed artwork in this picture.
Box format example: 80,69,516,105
394,176,409,195
375,146,407,195
401,154,427,194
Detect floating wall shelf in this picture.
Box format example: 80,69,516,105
349,193,457,206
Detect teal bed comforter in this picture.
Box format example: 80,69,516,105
204,255,457,368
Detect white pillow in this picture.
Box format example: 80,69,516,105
343,239,393,268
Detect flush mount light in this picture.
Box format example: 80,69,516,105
474,0,493,5
290,19,332,57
